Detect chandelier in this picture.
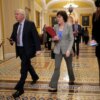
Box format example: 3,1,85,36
64,1,78,14
68,4,74,14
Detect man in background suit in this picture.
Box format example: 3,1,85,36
9,9,41,98
0,42,2,47
47,32,52,50
72,20,81,59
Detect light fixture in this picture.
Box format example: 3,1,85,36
64,1,78,14
64,3,78,8
68,4,74,14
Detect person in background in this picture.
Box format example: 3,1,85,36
67,16,75,56
0,42,2,47
9,9,41,98
46,31,52,50
49,10,75,92
43,24,47,48
91,0,100,85
72,20,81,59
68,16,74,25
84,27,89,45
43,24,52,50
80,26,85,43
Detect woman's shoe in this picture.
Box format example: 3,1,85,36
48,87,57,92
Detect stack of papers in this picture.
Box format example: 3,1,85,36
89,42,98,46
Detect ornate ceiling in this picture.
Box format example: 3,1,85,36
36,0,95,9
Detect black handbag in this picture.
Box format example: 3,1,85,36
51,50,55,59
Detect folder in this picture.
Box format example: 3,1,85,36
46,26,56,38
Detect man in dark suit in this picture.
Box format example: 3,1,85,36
72,20,81,59
9,9,41,98
47,32,52,50
0,42,3,47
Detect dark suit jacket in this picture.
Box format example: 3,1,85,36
92,13,100,44
72,24,81,43
92,13,100,58
10,20,41,58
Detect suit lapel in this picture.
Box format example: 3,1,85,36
56,24,59,35
55,23,67,39
56,23,67,35
15,23,19,32
23,20,27,35
62,23,67,35
14,23,19,39
22,20,28,43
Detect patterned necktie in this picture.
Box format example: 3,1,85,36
17,24,22,45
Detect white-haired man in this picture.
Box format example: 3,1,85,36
9,9,41,98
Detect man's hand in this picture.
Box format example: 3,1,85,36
7,38,14,45
66,50,70,57
35,51,41,56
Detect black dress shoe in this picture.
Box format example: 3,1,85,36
31,77,39,85
69,81,75,85
12,90,24,98
14,86,20,90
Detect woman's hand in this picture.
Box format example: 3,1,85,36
53,35,59,41
66,50,70,57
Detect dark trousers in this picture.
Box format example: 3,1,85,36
49,53,75,88
15,47,39,91
47,41,51,50
84,36,89,45
73,41,79,56
44,42,47,48
97,57,100,85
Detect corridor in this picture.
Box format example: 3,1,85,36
0,43,100,100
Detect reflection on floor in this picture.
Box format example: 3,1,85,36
0,53,15,63
0,43,100,100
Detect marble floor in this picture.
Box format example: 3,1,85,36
0,43,100,100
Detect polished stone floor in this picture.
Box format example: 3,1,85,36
0,43,100,100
